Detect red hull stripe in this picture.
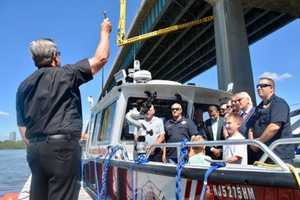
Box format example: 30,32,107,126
184,180,192,199
195,180,202,199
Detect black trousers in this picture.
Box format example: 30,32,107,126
26,139,81,200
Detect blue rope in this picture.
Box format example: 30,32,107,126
99,145,123,200
199,162,225,200
131,152,149,199
135,153,149,164
175,139,188,200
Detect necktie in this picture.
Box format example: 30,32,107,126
241,112,247,119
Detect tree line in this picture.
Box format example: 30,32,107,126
0,140,25,149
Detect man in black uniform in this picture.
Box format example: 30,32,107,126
248,77,294,164
162,102,199,163
16,17,112,200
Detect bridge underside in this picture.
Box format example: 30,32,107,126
104,0,298,93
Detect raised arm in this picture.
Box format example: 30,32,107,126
89,18,112,75
18,126,29,146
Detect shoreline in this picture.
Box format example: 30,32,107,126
0,141,25,150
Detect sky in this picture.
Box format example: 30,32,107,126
0,0,299,141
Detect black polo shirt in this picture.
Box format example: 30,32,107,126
165,117,198,158
250,95,294,160
16,59,93,139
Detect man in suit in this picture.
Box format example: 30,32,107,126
235,91,255,138
204,105,225,159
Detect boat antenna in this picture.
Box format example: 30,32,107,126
102,68,104,92
133,43,136,60
101,11,108,93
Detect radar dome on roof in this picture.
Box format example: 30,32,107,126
133,70,152,83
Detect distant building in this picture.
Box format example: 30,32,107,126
9,131,17,141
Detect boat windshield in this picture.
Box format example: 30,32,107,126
121,97,188,141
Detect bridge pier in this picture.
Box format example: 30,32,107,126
209,0,256,103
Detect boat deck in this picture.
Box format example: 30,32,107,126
18,176,92,200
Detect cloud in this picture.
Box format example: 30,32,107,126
259,72,292,81
0,111,9,117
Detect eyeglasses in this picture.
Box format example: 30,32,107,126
171,108,181,112
256,84,272,89
236,98,243,102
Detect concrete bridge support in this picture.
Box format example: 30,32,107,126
209,0,256,103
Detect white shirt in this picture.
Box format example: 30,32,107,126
223,133,247,165
211,118,219,141
135,116,165,145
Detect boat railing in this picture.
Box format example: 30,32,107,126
107,144,130,161
259,138,300,163
147,139,290,171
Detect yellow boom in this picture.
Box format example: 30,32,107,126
117,0,213,46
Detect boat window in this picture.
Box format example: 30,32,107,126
121,97,187,141
97,102,117,143
91,112,102,146
88,113,96,136
193,103,211,122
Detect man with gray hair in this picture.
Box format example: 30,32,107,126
16,17,112,199
235,91,255,137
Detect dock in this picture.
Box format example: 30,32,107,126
18,176,92,200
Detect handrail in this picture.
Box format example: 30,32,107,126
147,139,289,171
259,138,300,163
107,144,130,161
290,109,300,118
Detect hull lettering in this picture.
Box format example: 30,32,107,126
211,184,256,200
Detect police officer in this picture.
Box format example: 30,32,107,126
162,102,199,163
16,18,112,199
248,77,294,164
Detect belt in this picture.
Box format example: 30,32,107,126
28,134,76,143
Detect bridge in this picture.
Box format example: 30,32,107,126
103,0,299,101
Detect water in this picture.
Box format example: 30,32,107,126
0,149,30,193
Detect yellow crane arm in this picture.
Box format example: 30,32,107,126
117,0,126,45
117,0,213,47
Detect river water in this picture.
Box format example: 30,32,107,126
0,149,30,194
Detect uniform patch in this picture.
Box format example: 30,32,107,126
181,120,187,125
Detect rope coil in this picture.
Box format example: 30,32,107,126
254,161,300,189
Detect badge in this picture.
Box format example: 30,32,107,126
181,120,187,125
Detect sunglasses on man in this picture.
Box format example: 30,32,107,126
256,83,272,89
